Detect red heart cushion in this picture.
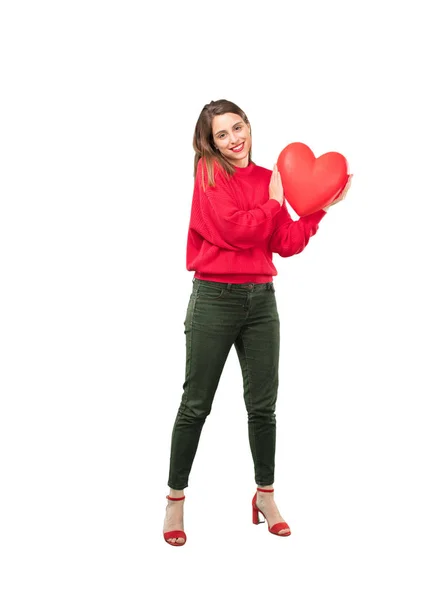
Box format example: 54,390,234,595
277,142,349,216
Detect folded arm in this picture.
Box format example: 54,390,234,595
195,163,281,251
269,200,326,257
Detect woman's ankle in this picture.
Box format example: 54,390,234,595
168,488,185,499
257,485,274,493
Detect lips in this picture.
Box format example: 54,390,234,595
230,142,244,153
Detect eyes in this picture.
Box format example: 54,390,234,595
217,125,243,139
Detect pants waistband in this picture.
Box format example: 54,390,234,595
193,277,274,291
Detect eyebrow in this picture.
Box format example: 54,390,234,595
214,121,243,136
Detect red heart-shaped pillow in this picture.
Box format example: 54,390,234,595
277,142,349,216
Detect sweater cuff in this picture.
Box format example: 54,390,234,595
263,198,282,218
303,208,327,224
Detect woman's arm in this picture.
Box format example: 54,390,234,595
268,200,326,257
196,161,282,251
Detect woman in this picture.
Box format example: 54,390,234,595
163,99,352,546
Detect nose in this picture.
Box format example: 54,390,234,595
229,132,240,145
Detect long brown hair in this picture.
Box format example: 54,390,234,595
193,99,252,189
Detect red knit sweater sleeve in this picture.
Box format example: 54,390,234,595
195,160,282,251
269,199,326,257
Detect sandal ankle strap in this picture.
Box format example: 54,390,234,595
257,487,274,493
166,495,185,501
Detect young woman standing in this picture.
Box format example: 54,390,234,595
163,99,351,546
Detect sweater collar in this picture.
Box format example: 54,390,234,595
233,161,256,176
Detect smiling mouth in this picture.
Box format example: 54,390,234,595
230,142,244,152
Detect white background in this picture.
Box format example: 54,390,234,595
1,1,432,598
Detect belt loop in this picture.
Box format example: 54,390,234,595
227,283,232,292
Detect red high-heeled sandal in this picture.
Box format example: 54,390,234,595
163,495,187,546
252,488,291,536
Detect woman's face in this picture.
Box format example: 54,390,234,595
211,112,251,167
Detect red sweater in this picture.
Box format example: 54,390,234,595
186,158,326,283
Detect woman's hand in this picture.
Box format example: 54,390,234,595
269,164,284,206
323,174,353,212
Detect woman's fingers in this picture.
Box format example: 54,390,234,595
330,174,353,205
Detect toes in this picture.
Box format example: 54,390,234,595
168,537,185,545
